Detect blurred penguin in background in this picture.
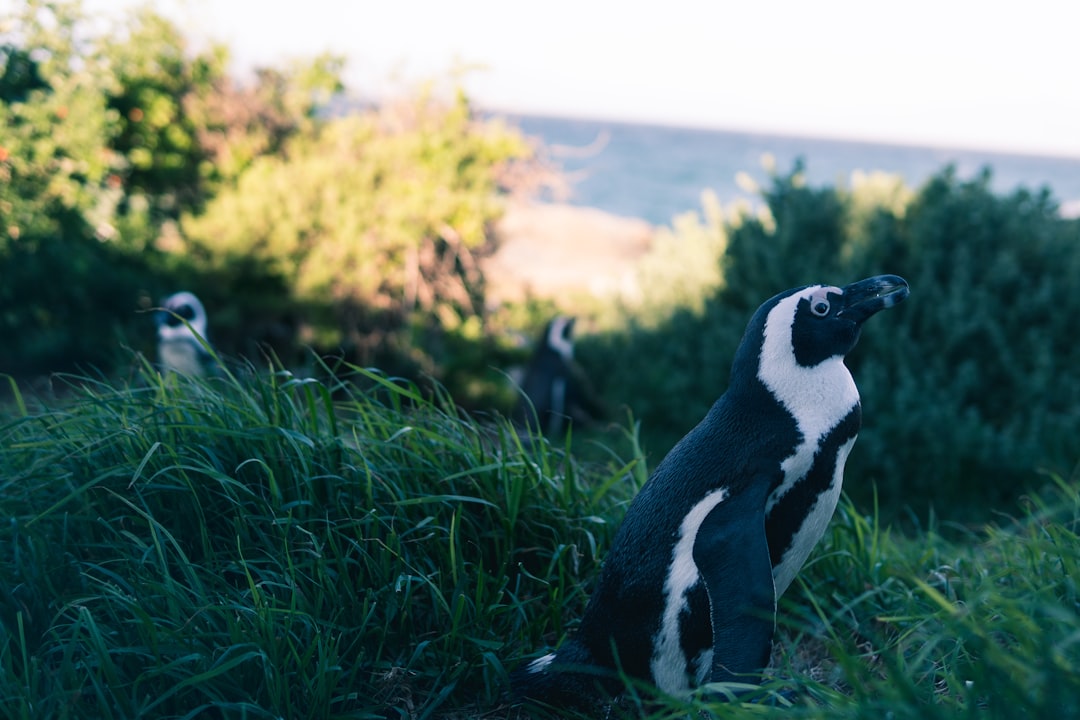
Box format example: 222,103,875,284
155,291,218,378
512,316,606,437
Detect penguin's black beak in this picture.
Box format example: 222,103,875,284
837,275,909,324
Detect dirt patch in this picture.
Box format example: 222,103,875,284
484,201,654,304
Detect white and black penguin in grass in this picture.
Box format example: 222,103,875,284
155,291,219,378
512,316,605,437
513,275,909,707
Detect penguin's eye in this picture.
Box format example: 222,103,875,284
811,299,830,317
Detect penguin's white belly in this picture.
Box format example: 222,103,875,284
159,339,207,377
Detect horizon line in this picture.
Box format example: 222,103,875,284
472,103,1080,164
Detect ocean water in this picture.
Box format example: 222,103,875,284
505,114,1080,226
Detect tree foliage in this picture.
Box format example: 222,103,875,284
1,1,531,390
0,0,136,374
179,88,536,376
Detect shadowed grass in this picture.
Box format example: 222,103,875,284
757,476,1080,719
2,367,1080,718
0,364,638,718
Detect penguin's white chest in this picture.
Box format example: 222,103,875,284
159,338,207,377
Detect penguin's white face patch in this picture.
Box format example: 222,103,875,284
158,292,209,343
758,287,859,446
651,486,729,697
546,316,575,362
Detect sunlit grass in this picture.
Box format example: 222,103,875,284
2,367,1079,718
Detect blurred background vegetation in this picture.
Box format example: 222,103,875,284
0,0,545,397
3,0,1078,527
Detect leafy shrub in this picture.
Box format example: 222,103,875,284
1,2,540,404
850,169,1080,519
1,2,150,374
1,2,334,376
178,87,539,391
578,164,1080,524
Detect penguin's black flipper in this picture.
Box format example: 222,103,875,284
692,482,776,686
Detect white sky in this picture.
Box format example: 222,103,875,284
82,0,1080,157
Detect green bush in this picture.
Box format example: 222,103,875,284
578,164,1080,524
1,1,150,375
1,2,539,403
178,88,536,386
850,169,1080,520
1,1,326,376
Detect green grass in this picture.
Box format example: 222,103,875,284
2,366,1079,718
769,481,1080,719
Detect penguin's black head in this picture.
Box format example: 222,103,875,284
733,274,908,380
787,275,909,367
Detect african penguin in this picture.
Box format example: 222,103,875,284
155,291,218,378
513,275,909,707
512,316,605,436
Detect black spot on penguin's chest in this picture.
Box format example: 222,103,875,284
764,406,861,568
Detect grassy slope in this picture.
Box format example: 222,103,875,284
1,369,1078,719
